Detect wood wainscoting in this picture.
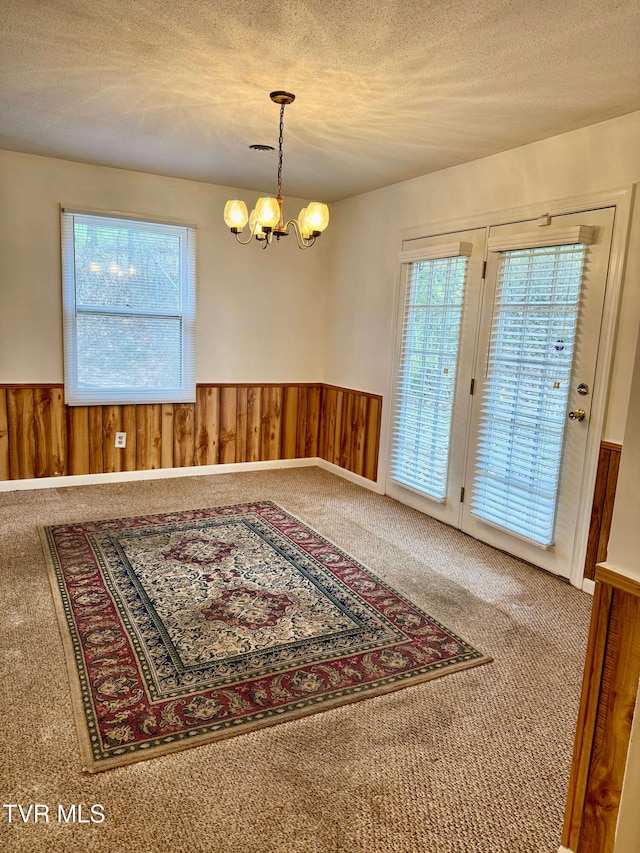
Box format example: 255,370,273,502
583,441,623,580
562,566,640,853
0,384,382,483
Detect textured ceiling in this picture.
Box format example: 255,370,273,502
1,0,639,202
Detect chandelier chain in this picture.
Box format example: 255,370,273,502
277,103,285,197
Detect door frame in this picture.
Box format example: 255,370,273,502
383,186,634,590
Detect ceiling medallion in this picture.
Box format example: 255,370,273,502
223,91,329,250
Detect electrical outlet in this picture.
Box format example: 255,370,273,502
114,432,126,448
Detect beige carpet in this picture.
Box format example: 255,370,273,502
0,467,591,852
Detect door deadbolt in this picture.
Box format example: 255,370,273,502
568,409,586,421
577,383,589,396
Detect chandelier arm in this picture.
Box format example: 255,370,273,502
286,219,317,250
234,230,256,245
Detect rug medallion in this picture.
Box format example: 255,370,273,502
41,502,491,771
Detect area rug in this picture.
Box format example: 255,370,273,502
40,501,491,772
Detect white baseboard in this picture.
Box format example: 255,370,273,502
316,458,385,494
581,577,596,596
0,456,385,495
0,457,317,492
558,846,574,853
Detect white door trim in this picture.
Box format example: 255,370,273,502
567,187,634,586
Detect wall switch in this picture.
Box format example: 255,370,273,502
115,432,126,448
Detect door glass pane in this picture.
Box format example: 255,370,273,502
470,244,587,545
391,256,467,500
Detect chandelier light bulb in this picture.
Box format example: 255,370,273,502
297,207,311,239
255,197,280,229
304,202,330,233
224,200,249,230
249,209,266,239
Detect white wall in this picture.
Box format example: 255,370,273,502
0,151,329,384
325,111,640,451
605,318,640,584
1,112,639,440
615,678,640,853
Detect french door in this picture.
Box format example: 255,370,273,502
388,207,615,578
386,227,486,526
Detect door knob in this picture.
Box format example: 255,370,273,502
568,409,586,421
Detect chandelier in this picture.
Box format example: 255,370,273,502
223,91,329,249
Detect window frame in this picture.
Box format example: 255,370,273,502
61,208,196,406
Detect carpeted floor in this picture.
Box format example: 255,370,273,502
0,467,591,853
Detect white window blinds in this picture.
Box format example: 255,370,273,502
391,254,469,500
61,211,196,406
470,243,588,546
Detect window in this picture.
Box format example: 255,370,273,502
61,210,196,406
390,242,472,501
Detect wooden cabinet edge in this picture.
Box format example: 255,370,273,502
561,580,614,850
595,563,640,597
562,566,640,852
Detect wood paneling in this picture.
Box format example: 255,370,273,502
296,386,308,459
195,387,219,466
102,405,122,474
88,406,103,474
235,388,248,464
350,394,368,476
0,389,9,480
34,387,67,477
261,386,283,461
313,385,382,480
318,386,328,463
306,386,321,458
7,388,35,479
245,387,262,463
281,386,298,460
323,387,338,464
333,390,343,467
122,405,137,472
67,406,90,475
563,567,640,853
364,396,382,481
0,384,383,483
219,387,237,464
584,442,622,580
136,404,161,470
161,404,174,469
173,403,195,468
339,392,353,470
563,580,615,851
